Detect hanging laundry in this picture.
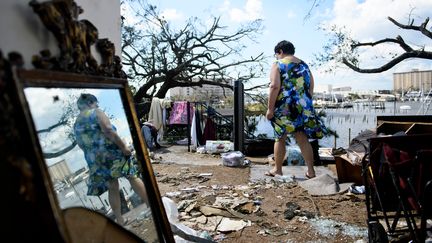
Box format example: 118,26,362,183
203,117,217,143
191,112,198,149
190,108,204,148
169,101,194,125
195,108,203,145
148,97,163,131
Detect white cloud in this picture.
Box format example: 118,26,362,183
287,10,296,19
160,8,184,21
326,0,432,44
316,0,432,90
226,0,263,22
219,0,231,12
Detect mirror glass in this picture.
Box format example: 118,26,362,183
24,87,158,242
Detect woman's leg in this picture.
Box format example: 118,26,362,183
271,134,287,175
128,177,149,205
107,179,124,224
294,131,316,177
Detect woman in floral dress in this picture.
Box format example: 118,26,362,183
266,40,328,178
74,93,148,225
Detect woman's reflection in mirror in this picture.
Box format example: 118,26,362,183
73,93,149,226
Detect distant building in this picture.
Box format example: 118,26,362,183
393,69,432,93
332,86,351,92
48,159,71,182
315,84,333,93
169,82,233,101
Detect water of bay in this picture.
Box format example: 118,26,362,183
255,101,432,149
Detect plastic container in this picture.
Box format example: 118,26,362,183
221,151,244,167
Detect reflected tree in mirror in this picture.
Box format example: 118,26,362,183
24,87,159,242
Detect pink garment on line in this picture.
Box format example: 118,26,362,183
169,101,194,125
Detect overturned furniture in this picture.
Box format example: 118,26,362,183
364,115,432,242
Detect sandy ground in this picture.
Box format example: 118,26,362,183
124,145,372,242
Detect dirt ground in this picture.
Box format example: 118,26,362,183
134,145,370,242
154,163,368,242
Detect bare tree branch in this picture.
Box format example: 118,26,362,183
244,83,268,91
388,16,432,39
315,16,432,74
352,36,413,52
122,1,266,107
43,140,77,159
37,120,68,133
342,51,432,73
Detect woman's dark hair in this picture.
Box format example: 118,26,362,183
274,40,295,55
77,93,98,110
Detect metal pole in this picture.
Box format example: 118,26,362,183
334,134,337,148
187,101,191,152
348,128,351,146
68,177,86,206
234,80,244,152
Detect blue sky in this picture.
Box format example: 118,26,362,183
25,88,132,172
123,0,432,91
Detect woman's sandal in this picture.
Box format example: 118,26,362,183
265,170,282,177
305,172,316,179
264,170,276,177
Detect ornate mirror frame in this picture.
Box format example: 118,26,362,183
1,0,174,241
13,69,173,242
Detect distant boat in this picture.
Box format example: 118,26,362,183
353,98,369,103
341,101,353,108
400,105,411,110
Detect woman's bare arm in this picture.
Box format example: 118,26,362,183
266,63,281,119
95,109,131,156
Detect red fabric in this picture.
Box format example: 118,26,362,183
203,117,216,143
382,143,420,211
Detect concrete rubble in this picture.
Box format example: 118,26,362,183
151,147,368,242
156,166,367,241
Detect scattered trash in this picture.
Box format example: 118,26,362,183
235,201,255,214
165,191,181,197
162,197,213,243
217,218,250,232
199,173,213,177
274,174,295,183
332,147,347,156
309,217,367,239
206,140,233,154
259,228,290,236
221,151,245,167
196,146,206,154
177,200,196,211
213,233,226,241
181,187,200,193
284,202,300,220
298,216,308,222
253,200,262,205
199,206,233,218
349,185,365,194
286,146,305,166
158,162,366,242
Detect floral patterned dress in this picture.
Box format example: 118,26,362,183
271,59,328,140
74,109,138,196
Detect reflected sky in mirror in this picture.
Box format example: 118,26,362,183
24,87,158,242
24,88,130,171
